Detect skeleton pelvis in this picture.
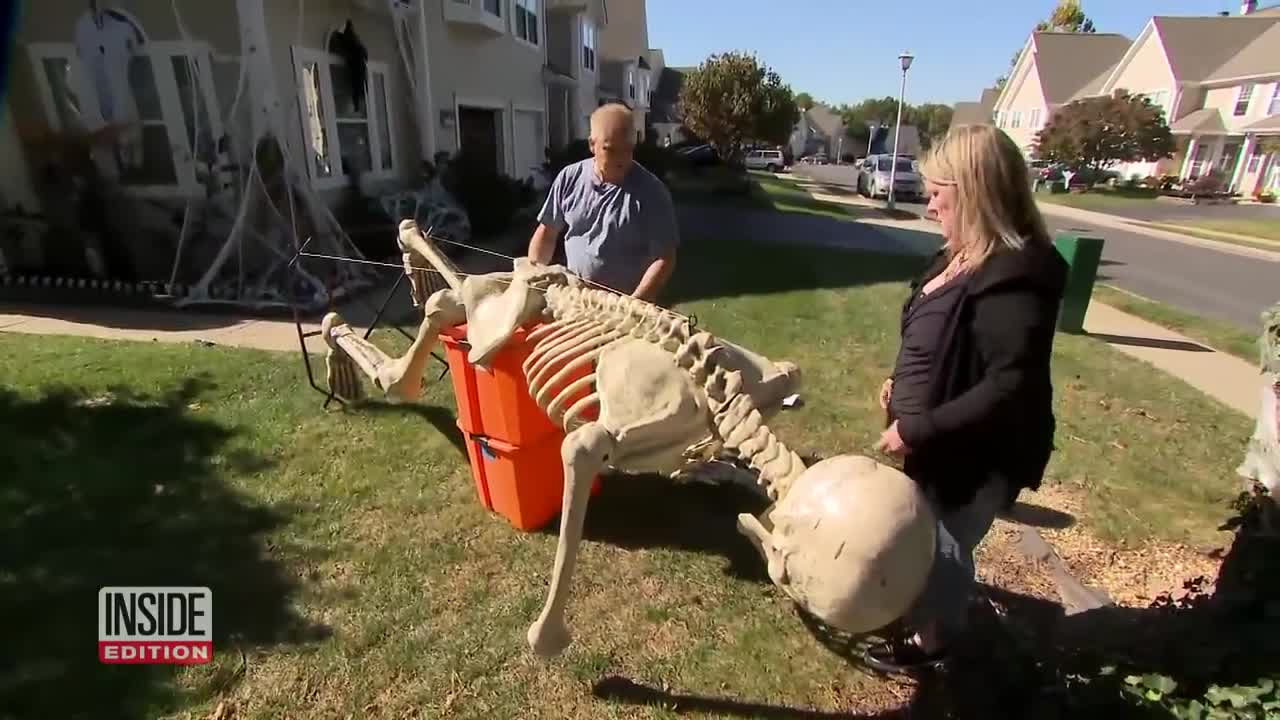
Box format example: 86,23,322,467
596,338,711,475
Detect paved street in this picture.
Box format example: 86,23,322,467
793,164,1278,331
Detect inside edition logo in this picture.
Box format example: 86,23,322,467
99,587,213,664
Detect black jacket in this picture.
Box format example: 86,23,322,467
895,240,1069,509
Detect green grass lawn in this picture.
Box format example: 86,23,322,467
1035,186,1163,214
1091,285,1264,363
1171,217,1280,242
0,235,1255,719
667,168,861,222
1143,218,1280,247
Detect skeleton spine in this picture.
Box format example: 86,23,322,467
677,334,805,501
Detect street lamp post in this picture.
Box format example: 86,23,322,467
887,51,914,211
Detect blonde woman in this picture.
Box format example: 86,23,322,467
866,125,1068,674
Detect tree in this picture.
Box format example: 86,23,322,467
836,98,954,152
996,1,1095,89
678,51,798,164
1036,0,1096,33
912,103,955,150
796,92,815,111
1032,90,1175,178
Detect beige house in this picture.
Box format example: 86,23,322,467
3,0,658,218
1098,9,1280,194
593,0,652,142
980,1,1280,195
990,31,1133,156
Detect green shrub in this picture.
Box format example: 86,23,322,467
442,149,537,237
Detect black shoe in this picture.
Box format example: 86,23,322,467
862,635,949,675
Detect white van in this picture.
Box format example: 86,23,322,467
744,149,786,172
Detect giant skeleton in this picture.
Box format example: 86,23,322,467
320,220,938,657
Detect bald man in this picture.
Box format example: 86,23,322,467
527,103,679,302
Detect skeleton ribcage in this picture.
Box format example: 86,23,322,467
521,318,614,432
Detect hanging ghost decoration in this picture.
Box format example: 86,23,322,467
73,1,146,169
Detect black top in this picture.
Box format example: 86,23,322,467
893,241,1069,509
890,276,965,420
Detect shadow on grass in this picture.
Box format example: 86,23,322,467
592,674,903,719
354,401,469,459
664,228,936,308
544,472,774,583
0,378,330,720
1087,332,1213,353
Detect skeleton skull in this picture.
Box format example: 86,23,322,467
739,454,937,635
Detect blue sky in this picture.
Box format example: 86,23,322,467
646,0,1250,106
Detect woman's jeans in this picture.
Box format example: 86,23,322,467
902,475,1007,640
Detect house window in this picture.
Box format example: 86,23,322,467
514,0,539,46
1029,109,1041,128
27,40,221,196
292,46,397,189
628,69,635,99
1234,84,1254,116
483,0,501,17
1011,110,1021,128
581,19,596,72
1269,84,1280,115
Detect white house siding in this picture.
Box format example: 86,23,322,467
425,0,547,177
266,1,422,202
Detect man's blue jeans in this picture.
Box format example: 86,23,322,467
904,476,1007,638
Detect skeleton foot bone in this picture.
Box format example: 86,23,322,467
321,288,465,403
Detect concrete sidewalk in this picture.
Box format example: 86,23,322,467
0,305,331,353
1037,202,1280,263
0,295,1260,418
1081,301,1259,416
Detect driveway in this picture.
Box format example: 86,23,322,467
791,164,1276,332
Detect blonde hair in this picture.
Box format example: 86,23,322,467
918,124,1052,267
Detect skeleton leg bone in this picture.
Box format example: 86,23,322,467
527,422,616,658
321,288,466,403
528,339,710,657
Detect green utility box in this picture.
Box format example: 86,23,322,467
1052,231,1105,334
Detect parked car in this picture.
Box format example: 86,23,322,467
744,148,786,172
676,143,721,167
857,154,922,200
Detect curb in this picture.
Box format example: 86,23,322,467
1130,220,1280,249
1035,202,1280,262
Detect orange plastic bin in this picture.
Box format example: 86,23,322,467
458,421,601,532
440,323,601,531
438,323,595,446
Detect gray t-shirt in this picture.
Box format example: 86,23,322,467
537,158,680,293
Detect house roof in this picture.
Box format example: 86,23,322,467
953,86,999,125
1243,114,1280,133
1204,20,1280,81
805,105,845,136
1151,15,1280,84
1030,32,1132,105
648,66,687,124
951,102,985,125
1169,107,1228,135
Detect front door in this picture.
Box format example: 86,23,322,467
458,106,502,174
